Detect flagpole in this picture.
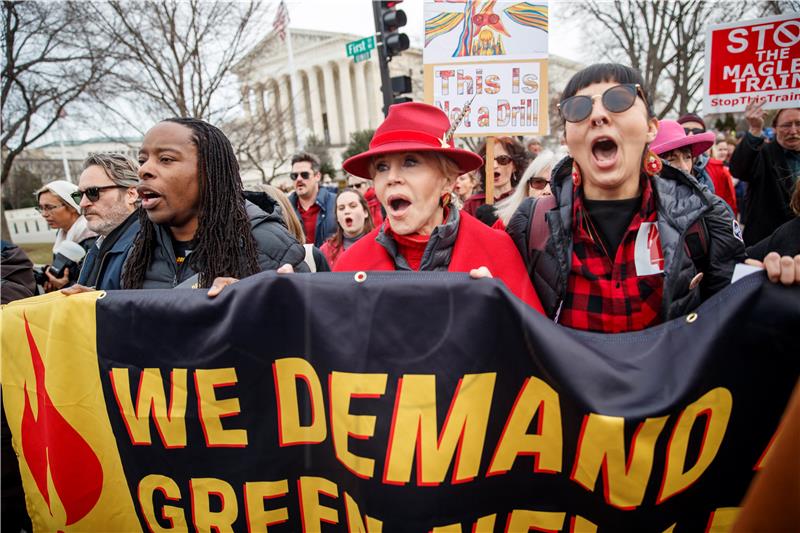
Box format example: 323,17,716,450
285,23,302,150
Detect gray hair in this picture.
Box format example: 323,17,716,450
496,148,568,225
82,153,139,187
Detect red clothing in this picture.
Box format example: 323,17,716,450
298,202,320,244
364,187,384,227
461,190,514,216
385,227,428,271
320,240,342,268
335,212,544,312
705,158,738,215
559,178,664,333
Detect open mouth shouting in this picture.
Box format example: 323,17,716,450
138,187,162,209
591,136,619,170
387,194,412,218
344,215,354,228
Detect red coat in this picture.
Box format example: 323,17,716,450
705,158,738,215
334,212,544,312
364,187,384,227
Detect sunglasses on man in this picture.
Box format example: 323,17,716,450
290,171,313,180
558,83,647,123
70,185,126,204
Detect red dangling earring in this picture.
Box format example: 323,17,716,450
572,161,582,187
440,192,451,208
643,149,663,176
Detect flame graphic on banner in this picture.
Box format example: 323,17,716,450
20,314,104,526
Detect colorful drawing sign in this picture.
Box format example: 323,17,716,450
423,0,549,136
704,13,800,114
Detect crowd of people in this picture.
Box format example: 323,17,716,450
2,61,800,533
4,62,799,326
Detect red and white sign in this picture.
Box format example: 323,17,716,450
704,13,800,114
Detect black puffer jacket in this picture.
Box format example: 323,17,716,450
729,132,796,245
139,200,309,289
508,157,746,322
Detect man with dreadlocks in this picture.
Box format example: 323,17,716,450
123,118,307,289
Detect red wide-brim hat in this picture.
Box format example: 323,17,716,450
342,102,484,180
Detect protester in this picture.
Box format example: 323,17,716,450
706,139,738,215
730,100,799,245
495,149,563,229
1,241,36,303
651,120,736,215
246,183,330,272
121,117,307,290
454,171,479,205
508,63,745,332
672,113,716,192
287,152,337,247
35,180,97,291
320,188,374,268
67,154,141,290
333,102,543,311
347,172,383,227
461,136,530,218
525,136,543,157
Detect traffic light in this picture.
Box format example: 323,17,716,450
390,75,412,105
379,1,409,60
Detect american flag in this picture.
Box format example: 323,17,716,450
273,1,289,41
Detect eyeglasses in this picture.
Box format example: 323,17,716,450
349,182,369,190
528,177,550,190
776,120,800,131
558,84,646,123
35,204,66,214
494,155,513,166
70,185,126,204
290,171,312,180
683,127,706,136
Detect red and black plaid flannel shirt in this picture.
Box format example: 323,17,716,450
559,177,664,333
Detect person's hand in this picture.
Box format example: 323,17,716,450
277,264,294,274
207,277,239,298
44,267,69,292
61,284,94,295
744,98,766,137
469,266,493,279
745,252,800,286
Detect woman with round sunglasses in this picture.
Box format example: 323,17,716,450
507,63,747,333
494,149,565,230
461,136,530,220
35,180,98,291
333,102,543,311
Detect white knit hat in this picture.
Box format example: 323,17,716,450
35,180,81,213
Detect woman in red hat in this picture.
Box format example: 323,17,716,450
333,102,543,312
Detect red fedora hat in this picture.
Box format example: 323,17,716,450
342,102,484,179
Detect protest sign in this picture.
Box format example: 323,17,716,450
423,0,549,136
2,273,798,532
704,13,800,114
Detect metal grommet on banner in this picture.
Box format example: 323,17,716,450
686,312,698,324
97,291,107,299
354,271,367,283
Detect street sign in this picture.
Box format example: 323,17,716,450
353,51,371,63
345,36,375,58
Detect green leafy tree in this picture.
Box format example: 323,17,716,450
341,130,375,163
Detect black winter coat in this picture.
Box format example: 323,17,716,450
138,200,309,289
508,157,746,323
729,133,796,245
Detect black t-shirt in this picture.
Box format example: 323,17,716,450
171,238,193,267
583,196,641,258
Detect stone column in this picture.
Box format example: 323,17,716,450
366,61,384,127
337,60,357,138
321,62,342,145
242,84,252,119
289,72,306,147
353,61,370,131
306,68,324,140
255,83,271,159
268,80,282,156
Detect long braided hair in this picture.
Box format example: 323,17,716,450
122,118,260,288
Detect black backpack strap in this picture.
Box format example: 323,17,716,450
683,217,709,272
